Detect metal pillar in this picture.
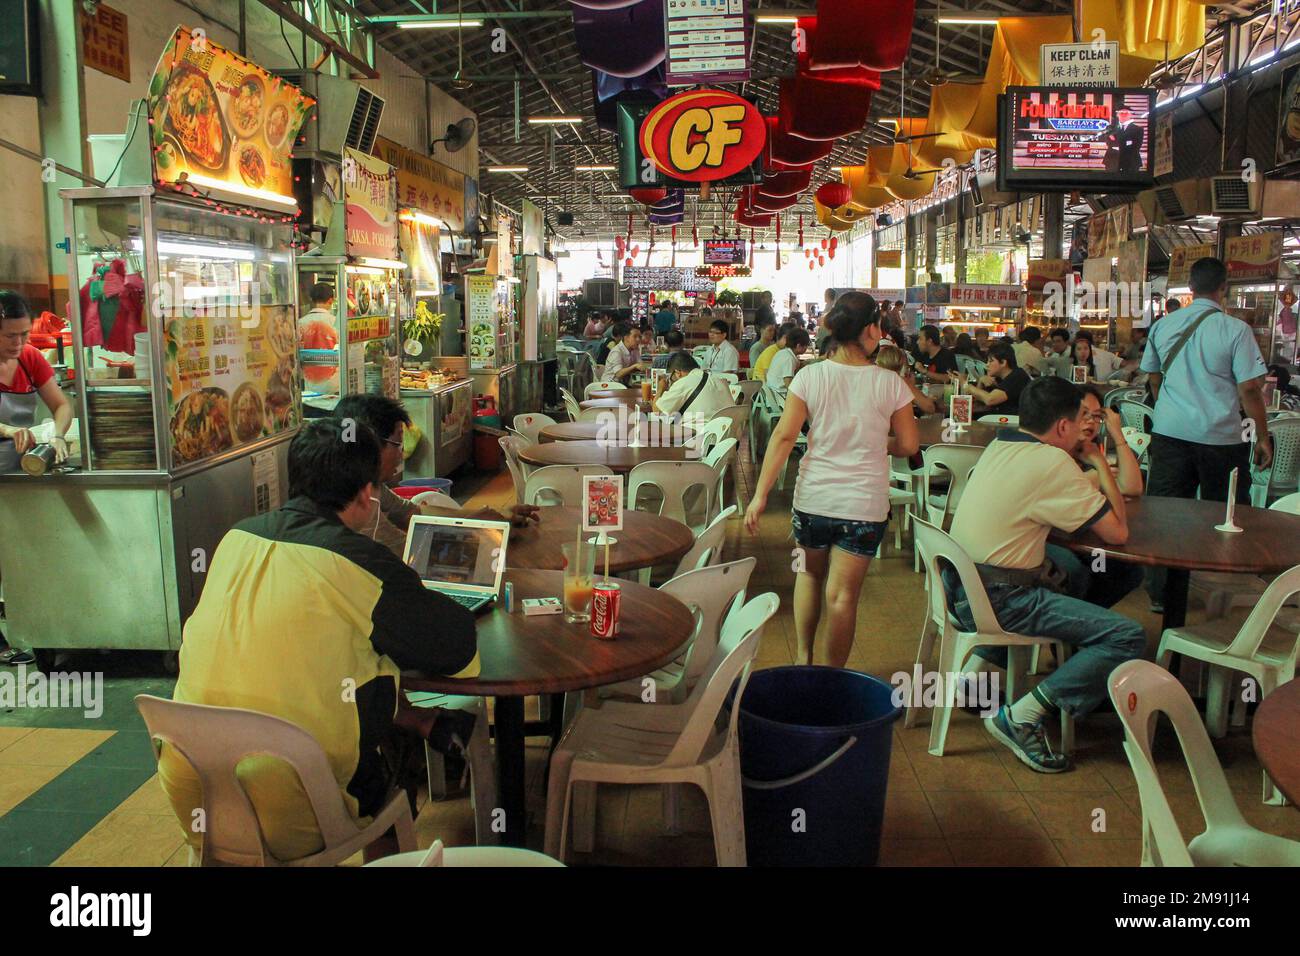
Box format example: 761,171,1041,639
38,0,88,297
1042,193,1065,260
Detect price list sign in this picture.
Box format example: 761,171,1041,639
664,0,750,87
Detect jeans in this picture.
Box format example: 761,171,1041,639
1144,434,1251,603
1045,543,1145,609
942,571,1147,718
791,508,888,558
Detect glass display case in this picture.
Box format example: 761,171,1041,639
1228,284,1293,367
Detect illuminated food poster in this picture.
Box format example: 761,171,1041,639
147,27,314,208
164,305,301,467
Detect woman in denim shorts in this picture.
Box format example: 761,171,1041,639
745,292,920,666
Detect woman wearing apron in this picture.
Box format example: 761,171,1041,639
1,291,72,665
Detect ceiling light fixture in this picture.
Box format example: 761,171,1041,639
397,19,484,29
528,116,583,124
575,165,616,171
487,166,530,173
937,15,1000,25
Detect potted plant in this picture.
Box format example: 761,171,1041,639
403,300,445,363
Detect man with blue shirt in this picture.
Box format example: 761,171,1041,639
1140,257,1273,611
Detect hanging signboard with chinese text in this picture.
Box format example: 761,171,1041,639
343,147,398,260
372,136,466,232
1225,232,1283,283
1039,42,1119,88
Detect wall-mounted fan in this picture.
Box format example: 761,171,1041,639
430,118,477,154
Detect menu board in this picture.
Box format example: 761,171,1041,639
466,275,499,369
147,27,313,209
163,305,301,468
665,0,750,86
343,147,398,260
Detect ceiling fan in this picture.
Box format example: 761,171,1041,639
448,0,473,90
916,3,985,88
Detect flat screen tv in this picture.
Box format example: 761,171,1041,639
703,239,746,265
998,86,1156,193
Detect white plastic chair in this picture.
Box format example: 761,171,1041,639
1121,427,1152,467
402,692,497,844
576,406,619,424
734,379,763,405
693,418,732,458
560,388,582,422
909,519,1074,757
1156,565,1300,802
709,404,750,445
135,695,415,867
411,490,460,510
601,557,756,705
1118,399,1155,433
524,464,614,508
513,412,557,445
365,840,564,867
703,436,739,512
714,371,739,386
585,380,626,399
976,413,1018,427
1109,659,1300,866
671,505,737,577
913,443,984,572
628,460,717,534
1189,493,1300,620
1249,418,1300,508
543,593,779,865
498,436,529,505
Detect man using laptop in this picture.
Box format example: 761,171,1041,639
159,419,481,862
333,394,537,556
403,515,511,613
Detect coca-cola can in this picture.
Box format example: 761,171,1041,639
590,580,621,639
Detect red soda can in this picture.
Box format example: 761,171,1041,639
590,580,621,639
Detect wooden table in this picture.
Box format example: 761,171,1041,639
1052,497,1300,632
507,506,694,572
581,394,647,410
1253,678,1300,807
539,420,695,444
519,439,692,473
587,387,647,401
915,415,1001,450
403,569,695,845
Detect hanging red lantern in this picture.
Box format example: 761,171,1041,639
820,238,828,251
829,236,838,251
808,260,815,271
818,255,826,267
815,181,853,210
804,247,812,258
629,187,668,205
827,247,836,260
625,257,634,267
797,213,804,248
649,292,657,304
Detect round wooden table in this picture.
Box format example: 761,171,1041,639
586,387,645,401
1052,497,1300,631
581,394,647,411
539,420,695,444
915,415,1001,449
402,569,695,845
507,506,694,572
1252,678,1300,807
519,439,693,473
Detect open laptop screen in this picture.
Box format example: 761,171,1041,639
405,522,505,589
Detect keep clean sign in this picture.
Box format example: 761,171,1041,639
1040,41,1119,88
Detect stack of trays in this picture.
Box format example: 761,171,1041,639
87,387,158,470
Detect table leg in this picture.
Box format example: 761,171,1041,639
1162,568,1193,688
493,695,527,847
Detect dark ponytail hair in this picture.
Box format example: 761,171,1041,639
826,290,880,347
0,290,33,322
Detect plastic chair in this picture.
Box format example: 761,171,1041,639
601,557,756,705
134,695,415,867
365,840,564,867
402,692,497,844
1121,427,1151,466
584,380,626,399
909,519,1074,757
1189,493,1300,620
913,443,984,572
410,490,460,510
709,404,750,445
1249,419,1300,508
560,388,582,423
513,412,557,445
498,436,530,505
1118,400,1155,433
714,371,739,386
693,418,732,458
524,464,613,508
628,460,717,534
1105,385,1145,409
543,593,779,864
576,406,622,425
1156,565,1300,802
703,436,739,511
734,379,763,405
976,413,1018,427
1108,660,1300,866
671,505,737,577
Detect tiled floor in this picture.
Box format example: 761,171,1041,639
3,428,1299,867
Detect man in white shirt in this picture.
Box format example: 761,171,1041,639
1012,325,1048,376
602,322,646,382
700,319,740,373
653,351,735,422
765,327,811,401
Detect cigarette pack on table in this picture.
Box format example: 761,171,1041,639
522,597,564,616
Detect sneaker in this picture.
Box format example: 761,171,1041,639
1148,600,1164,614
984,705,1069,774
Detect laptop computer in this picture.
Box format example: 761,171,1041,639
402,515,511,613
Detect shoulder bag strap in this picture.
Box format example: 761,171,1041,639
1153,306,1216,377
678,370,711,414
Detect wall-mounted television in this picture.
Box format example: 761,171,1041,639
703,239,746,265
997,86,1156,193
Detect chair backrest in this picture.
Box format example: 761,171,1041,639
1108,659,1246,866
1105,386,1145,409
665,592,779,767
734,379,764,405
585,380,625,399
1270,491,1300,514
692,345,712,363
627,460,716,529
694,418,732,456
134,695,364,866
576,406,618,424
1215,564,1300,661
710,404,750,443
513,412,557,445
560,388,582,422
920,443,984,522
977,413,1019,426
661,557,756,691
411,490,459,510
523,464,613,507
1121,426,1151,461
1265,419,1300,490
704,436,738,472
955,355,982,377
498,436,529,504
910,517,1007,640
714,371,739,386
673,504,737,576
1118,400,1155,433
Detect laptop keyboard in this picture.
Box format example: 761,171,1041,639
445,592,489,610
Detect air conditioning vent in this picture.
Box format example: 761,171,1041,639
1210,175,1258,216
347,88,385,153
1153,185,1189,220
583,278,616,308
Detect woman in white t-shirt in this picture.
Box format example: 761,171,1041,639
745,292,920,667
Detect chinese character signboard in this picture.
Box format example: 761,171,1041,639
83,3,130,82
371,136,467,231
1039,42,1119,88
1225,232,1282,283
664,0,750,87
1168,242,1216,288
343,147,398,260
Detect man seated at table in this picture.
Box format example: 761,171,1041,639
1013,325,1048,376
913,324,958,385
945,377,1145,773
653,350,736,422
1045,328,1073,378
749,320,776,376
333,395,536,556
653,328,688,370
158,419,481,862
603,322,647,382
700,319,740,373
965,343,1031,413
